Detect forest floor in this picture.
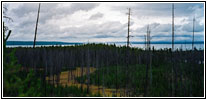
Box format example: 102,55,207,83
46,67,125,97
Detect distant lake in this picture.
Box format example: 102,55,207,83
6,42,204,50
117,43,204,50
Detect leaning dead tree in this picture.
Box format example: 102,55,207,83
32,3,41,88
33,3,41,48
3,22,12,47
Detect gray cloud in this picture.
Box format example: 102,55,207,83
134,20,204,41
135,23,172,34
92,34,116,38
89,12,103,20
69,3,99,12
112,3,204,17
12,3,39,17
61,21,126,38
11,3,99,17
182,20,204,32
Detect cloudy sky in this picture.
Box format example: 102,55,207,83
3,2,204,43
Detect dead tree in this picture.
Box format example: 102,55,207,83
86,45,90,93
172,3,174,51
125,8,131,96
144,25,151,96
171,3,175,97
3,5,12,48
3,22,12,48
32,3,41,75
70,51,73,83
148,28,152,91
144,35,147,50
81,49,84,91
67,51,71,83
43,48,47,96
33,3,41,48
192,16,195,50
102,47,106,97
95,50,100,93
190,16,196,96
116,48,119,96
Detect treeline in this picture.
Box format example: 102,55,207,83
7,44,203,70
7,44,145,72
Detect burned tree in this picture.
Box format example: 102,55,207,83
125,8,132,96
192,16,195,50
144,25,151,96
33,3,41,48
86,45,90,93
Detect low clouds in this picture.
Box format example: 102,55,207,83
3,2,204,42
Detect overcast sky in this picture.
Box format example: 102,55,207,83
3,2,204,43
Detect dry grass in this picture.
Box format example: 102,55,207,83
46,67,125,97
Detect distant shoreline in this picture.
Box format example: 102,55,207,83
6,41,204,45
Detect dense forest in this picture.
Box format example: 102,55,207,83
4,44,204,97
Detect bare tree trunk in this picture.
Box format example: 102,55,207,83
81,49,84,91
102,48,105,97
171,3,175,97
52,66,54,96
116,48,119,96
144,25,151,97
149,50,152,91
70,51,73,84
95,50,100,93
33,3,41,48
86,46,90,93
144,53,149,97
171,52,175,97
44,48,47,96
192,17,195,50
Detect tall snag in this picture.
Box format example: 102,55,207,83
101,47,106,96
33,3,41,48
86,45,90,93
81,49,84,91
171,3,175,97
125,8,131,96
95,49,100,93
32,3,41,74
116,48,119,96
192,16,195,50
144,25,151,96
